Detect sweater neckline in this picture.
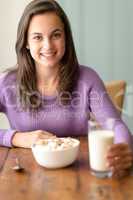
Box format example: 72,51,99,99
42,94,58,101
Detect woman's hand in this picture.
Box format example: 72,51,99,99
106,143,133,178
12,130,56,148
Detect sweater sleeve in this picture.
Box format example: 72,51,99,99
89,69,133,148
0,73,17,147
0,129,17,147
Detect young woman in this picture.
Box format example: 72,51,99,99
0,0,132,178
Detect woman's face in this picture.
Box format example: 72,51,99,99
27,12,65,69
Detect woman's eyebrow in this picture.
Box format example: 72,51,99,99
50,28,64,34
30,28,64,36
52,28,63,32
30,32,42,36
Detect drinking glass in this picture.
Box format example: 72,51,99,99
88,119,114,178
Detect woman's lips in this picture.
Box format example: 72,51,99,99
40,51,56,58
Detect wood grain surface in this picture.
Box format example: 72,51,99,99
0,137,133,200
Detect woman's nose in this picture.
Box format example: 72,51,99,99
42,38,52,49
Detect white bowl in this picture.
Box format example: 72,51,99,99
31,138,80,169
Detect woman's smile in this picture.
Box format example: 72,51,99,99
40,51,56,59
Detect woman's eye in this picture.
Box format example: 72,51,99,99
33,35,42,41
52,33,61,39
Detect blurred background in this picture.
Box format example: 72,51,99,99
0,0,133,131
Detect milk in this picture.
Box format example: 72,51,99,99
89,130,114,172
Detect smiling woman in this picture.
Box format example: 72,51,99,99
15,0,79,110
0,0,133,179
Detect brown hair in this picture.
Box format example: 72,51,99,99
15,0,79,111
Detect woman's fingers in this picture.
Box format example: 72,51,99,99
107,143,132,158
31,130,57,145
112,169,130,179
108,154,133,166
36,130,56,138
107,150,132,159
106,143,133,177
43,131,55,136
108,143,128,151
37,130,54,136
109,160,132,171
107,144,133,165
39,133,56,140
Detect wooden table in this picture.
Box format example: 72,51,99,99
0,137,133,200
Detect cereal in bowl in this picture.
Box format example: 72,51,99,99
34,137,78,151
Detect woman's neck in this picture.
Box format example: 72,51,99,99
36,64,59,96
36,65,59,85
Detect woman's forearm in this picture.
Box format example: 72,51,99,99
11,132,32,148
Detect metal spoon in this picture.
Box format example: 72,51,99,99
12,158,24,172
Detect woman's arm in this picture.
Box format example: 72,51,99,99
0,129,17,147
89,69,133,178
0,73,17,147
0,73,56,148
89,70,132,147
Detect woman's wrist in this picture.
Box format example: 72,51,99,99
11,132,23,147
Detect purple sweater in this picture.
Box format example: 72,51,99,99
0,65,132,147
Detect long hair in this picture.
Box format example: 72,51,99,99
15,0,79,111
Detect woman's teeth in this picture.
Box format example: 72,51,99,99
40,52,55,58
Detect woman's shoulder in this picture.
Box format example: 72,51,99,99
0,68,17,87
78,64,101,82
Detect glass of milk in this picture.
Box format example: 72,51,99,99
88,120,114,178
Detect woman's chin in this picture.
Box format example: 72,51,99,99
38,62,59,69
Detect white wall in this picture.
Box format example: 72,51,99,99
0,0,31,70
58,0,133,131
0,0,31,128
